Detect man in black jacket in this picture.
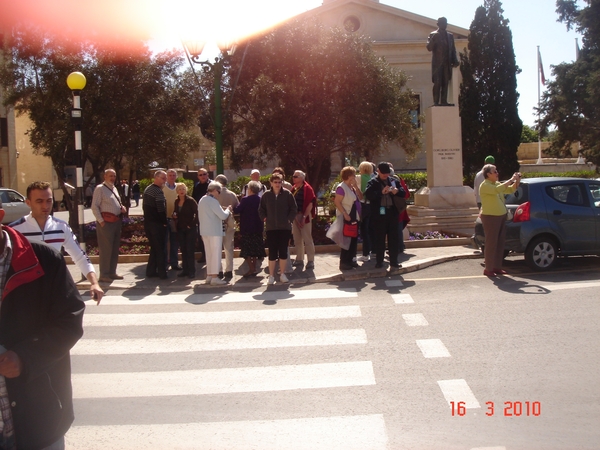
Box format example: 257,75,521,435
0,202,85,449
143,170,169,279
192,168,212,263
365,162,406,271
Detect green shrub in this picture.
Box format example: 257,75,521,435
229,175,281,195
139,178,152,192
138,177,193,194
521,170,597,179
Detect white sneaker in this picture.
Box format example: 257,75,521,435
357,255,370,262
205,276,212,284
280,273,289,283
210,277,227,286
267,276,275,285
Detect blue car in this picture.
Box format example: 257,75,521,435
473,177,600,270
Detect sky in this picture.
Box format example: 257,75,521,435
4,0,581,126
146,0,581,127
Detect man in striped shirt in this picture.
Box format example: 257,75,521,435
10,181,103,304
143,171,169,279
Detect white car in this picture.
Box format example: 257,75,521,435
1,188,31,224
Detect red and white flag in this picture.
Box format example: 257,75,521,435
538,48,546,85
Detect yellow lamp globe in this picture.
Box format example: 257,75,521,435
66,72,86,91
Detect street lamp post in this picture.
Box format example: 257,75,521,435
183,41,235,175
66,71,87,249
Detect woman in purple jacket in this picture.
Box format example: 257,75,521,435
234,181,266,277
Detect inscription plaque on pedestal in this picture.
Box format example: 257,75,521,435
426,107,463,187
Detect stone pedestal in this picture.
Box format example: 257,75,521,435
408,106,478,236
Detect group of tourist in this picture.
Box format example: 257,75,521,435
133,162,413,284
327,161,410,272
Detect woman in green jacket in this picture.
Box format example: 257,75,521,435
479,164,520,277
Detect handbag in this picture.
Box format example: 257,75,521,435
342,201,358,238
101,211,120,223
343,220,358,238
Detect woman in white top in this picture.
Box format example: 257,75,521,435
197,182,232,285
332,166,363,271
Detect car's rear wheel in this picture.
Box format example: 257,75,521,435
525,236,558,271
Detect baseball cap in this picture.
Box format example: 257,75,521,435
377,162,391,174
251,169,260,175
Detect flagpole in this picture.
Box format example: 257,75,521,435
537,45,543,164
575,38,585,164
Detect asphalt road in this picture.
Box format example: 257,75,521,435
67,256,600,449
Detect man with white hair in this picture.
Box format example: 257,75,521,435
91,168,127,282
214,174,239,279
242,169,266,197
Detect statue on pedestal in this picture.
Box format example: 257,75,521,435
426,17,459,106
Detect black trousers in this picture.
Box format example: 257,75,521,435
360,203,374,256
340,236,358,265
373,209,399,265
145,221,167,277
178,228,197,276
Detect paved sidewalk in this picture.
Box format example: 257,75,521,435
70,243,482,291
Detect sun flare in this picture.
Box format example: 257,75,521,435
2,0,321,54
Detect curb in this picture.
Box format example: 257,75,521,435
67,237,474,265
74,251,481,291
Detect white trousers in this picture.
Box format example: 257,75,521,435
202,235,223,275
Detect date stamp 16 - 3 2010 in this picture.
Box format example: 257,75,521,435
450,401,541,417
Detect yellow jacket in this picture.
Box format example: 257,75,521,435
479,180,516,216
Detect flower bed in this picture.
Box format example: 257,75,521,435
82,215,459,256
408,231,457,240
84,216,149,256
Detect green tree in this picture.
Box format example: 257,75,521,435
520,124,539,143
538,0,600,168
459,0,522,178
0,25,201,227
226,18,421,190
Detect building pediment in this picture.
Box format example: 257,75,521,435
298,0,469,42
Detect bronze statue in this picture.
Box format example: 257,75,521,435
426,17,459,106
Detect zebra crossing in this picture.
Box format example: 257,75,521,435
66,287,390,449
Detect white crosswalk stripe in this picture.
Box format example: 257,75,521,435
67,287,388,448
73,361,376,398
67,414,389,450
72,329,368,354
83,305,362,326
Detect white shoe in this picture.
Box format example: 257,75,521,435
205,276,212,284
280,273,289,283
357,255,370,262
267,276,275,285
210,277,227,286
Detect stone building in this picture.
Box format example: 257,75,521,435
297,0,469,172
